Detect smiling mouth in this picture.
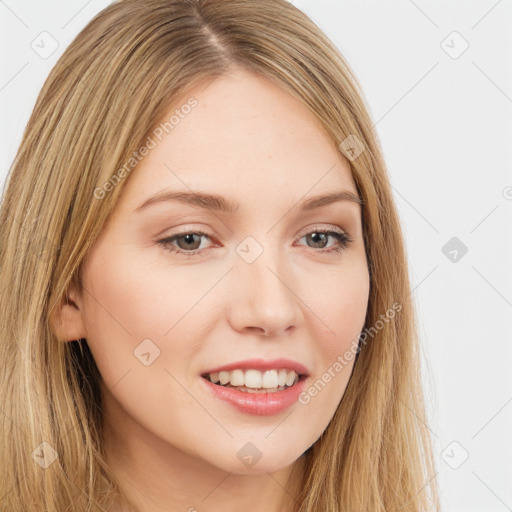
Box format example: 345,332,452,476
201,369,307,394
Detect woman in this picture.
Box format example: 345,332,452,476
0,1,439,510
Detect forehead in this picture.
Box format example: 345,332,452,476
118,68,356,211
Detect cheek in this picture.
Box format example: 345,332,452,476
78,242,174,386
81,242,190,338
299,261,369,407
294,270,368,432
79,240,219,388
307,261,369,349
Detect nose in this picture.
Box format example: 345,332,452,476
227,245,304,337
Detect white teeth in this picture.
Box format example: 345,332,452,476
205,368,300,389
262,370,278,389
285,371,296,387
230,369,244,387
245,369,262,388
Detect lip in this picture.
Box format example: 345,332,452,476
199,373,307,416
200,358,310,377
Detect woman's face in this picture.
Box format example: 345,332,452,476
65,68,370,475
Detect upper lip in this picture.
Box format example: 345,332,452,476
201,358,310,377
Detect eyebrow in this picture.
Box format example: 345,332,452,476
133,189,363,214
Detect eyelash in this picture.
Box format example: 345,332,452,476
157,226,353,258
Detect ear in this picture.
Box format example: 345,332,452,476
50,282,88,343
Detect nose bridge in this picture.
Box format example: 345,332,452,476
228,235,302,335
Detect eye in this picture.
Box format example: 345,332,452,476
157,226,353,257
158,229,214,258
295,226,353,254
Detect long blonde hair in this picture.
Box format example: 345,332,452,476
0,1,439,510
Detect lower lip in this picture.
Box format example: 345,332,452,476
200,376,307,416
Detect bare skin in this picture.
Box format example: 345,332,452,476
53,67,370,512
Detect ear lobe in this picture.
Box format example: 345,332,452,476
50,285,87,343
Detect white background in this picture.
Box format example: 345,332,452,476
1,1,512,510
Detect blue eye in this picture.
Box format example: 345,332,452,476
157,227,353,258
